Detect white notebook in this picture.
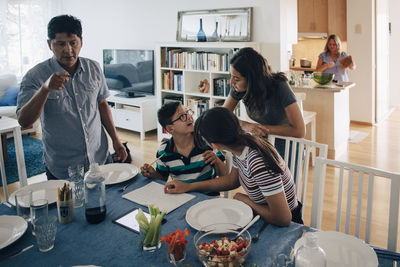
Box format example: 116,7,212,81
122,182,196,213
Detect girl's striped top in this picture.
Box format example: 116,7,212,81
232,146,298,211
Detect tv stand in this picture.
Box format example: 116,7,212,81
107,90,157,140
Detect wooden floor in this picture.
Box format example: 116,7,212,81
2,108,400,250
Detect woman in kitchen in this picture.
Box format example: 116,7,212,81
223,47,305,159
316,34,356,82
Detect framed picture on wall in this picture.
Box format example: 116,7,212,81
176,7,252,42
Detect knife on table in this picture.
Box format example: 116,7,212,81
4,244,34,260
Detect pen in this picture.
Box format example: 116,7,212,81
149,152,165,166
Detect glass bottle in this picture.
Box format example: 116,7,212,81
197,18,207,42
295,232,327,267
84,163,106,224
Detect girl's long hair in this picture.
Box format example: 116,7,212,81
230,47,287,117
194,107,283,174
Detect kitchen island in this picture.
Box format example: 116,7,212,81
292,82,356,159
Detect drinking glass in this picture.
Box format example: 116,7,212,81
67,164,85,208
140,226,161,252
30,198,48,235
267,244,294,267
34,215,57,252
15,190,32,221
166,244,186,266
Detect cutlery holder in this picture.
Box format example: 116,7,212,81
57,199,74,224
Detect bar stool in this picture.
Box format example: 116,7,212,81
295,93,317,165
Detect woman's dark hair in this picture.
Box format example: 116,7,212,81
157,101,181,129
230,47,287,116
48,15,82,40
195,107,283,173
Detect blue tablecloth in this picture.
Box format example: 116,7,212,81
0,174,392,266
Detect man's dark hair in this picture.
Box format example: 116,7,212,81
47,15,82,40
157,101,181,129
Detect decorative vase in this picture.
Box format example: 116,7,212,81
212,21,218,38
197,18,207,42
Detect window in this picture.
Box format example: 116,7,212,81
0,0,60,78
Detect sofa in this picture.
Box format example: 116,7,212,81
104,60,153,94
0,73,40,135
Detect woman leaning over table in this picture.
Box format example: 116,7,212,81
164,107,303,226
316,34,356,82
223,47,305,159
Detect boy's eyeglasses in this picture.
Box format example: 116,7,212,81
170,109,194,124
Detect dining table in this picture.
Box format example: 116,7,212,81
0,173,395,266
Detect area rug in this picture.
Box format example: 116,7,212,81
349,130,369,144
0,136,45,186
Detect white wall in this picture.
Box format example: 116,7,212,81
280,0,297,71
58,0,295,73
347,0,375,123
389,0,400,107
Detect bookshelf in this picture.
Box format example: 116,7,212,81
156,42,260,141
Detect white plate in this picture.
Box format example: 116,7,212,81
185,198,253,231
9,180,68,206
294,231,378,267
99,163,139,185
0,215,28,249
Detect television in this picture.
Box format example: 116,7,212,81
103,49,154,98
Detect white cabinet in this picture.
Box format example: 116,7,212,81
107,91,157,140
156,42,259,141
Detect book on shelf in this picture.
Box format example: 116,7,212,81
214,99,240,117
162,71,182,91
213,77,231,97
186,98,209,118
163,95,183,104
173,74,182,92
162,47,236,72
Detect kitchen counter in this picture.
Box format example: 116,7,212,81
292,82,355,92
290,66,316,72
292,82,356,159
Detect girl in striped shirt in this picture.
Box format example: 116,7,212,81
165,107,303,226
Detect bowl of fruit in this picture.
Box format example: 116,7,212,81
311,72,335,85
194,223,251,267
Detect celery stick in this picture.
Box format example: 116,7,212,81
144,218,156,245
135,209,149,234
151,211,166,246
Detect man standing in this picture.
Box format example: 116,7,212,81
17,15,127,179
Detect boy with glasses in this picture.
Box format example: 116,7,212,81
141,102,227,195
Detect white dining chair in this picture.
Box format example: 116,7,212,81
222,151,233,198
267,135,328,217
311,157,400,251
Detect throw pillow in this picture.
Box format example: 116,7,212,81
0,85,19,106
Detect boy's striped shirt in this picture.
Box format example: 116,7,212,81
156,137,225,183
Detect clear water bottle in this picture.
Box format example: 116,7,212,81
295,232,327,267
84,163,106,224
